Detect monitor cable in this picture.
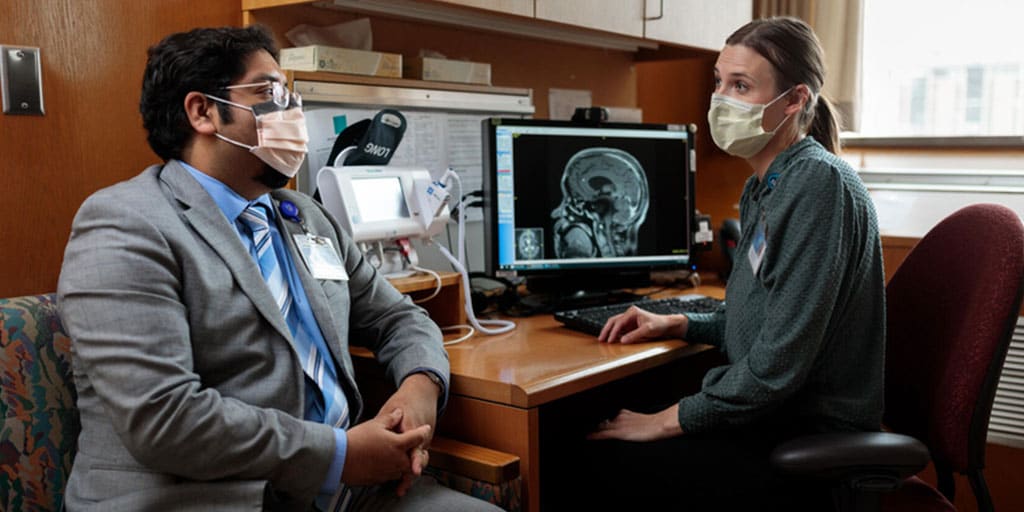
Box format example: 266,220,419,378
407,264,443,305
430,169,516,336
394,216,480,345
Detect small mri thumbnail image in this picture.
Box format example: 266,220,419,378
515,228,544,260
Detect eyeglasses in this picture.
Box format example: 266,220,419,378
223,80,302,110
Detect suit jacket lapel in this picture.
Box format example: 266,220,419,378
270,194,348,369
158,161,294,344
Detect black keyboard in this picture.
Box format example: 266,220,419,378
553,295,724,336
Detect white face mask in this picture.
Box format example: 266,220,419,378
205,94,309,178
707,87,793,158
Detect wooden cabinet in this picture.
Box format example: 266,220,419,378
644,0,753,50
432,0,533,17
535,0,645,38
243,0,751,52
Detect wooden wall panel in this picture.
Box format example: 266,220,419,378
0,0,239,297
636,56,752,274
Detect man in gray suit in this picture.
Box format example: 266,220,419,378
57,26,499,511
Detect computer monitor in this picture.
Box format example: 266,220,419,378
482,118,697,296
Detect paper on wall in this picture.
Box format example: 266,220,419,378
302,106,492,221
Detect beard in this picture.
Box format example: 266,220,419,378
255,163,291,190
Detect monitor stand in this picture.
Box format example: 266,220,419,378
522,272,650,312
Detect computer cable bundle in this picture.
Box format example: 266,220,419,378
407,263,442,304
429,169,516,337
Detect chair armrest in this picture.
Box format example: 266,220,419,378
428,436,521,485
771,432,930,484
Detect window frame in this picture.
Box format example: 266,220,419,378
842,135,1024,149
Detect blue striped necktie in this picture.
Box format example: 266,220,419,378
238,204,350,430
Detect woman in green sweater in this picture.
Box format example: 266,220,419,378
586,16,885,511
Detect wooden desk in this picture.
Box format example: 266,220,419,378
427,281,726,511
364,274,725,510
444,285,726,408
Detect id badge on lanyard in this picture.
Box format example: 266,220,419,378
276,199,349,281
293,233,349,281
747,212,767,276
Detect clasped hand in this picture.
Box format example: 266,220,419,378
341,374,439,496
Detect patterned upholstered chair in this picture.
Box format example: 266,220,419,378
426,437,522,511
0,293,520,511
0,294,78,511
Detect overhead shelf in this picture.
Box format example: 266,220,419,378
291,72,534,113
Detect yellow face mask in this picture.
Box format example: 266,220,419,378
707,87,793,158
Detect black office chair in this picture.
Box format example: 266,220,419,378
718,218,741,281
770,203,1024,512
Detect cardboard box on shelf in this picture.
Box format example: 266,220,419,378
280,45,402,78
405,57,491,85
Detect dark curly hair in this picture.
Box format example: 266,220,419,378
140,25,277,161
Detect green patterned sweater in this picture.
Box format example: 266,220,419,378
681,137,885,434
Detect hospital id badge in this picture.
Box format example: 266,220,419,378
747,217,767,276
293,234,349,281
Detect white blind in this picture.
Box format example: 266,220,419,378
989,316,1024,448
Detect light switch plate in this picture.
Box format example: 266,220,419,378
1,45,44,115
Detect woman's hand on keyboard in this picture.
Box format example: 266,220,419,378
598,306,688,344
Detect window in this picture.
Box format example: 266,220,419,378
859,0,1024,137
851,0,1023,271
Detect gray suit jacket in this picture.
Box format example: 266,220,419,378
57,160,448,511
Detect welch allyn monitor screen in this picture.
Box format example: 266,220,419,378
482,118,695,291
